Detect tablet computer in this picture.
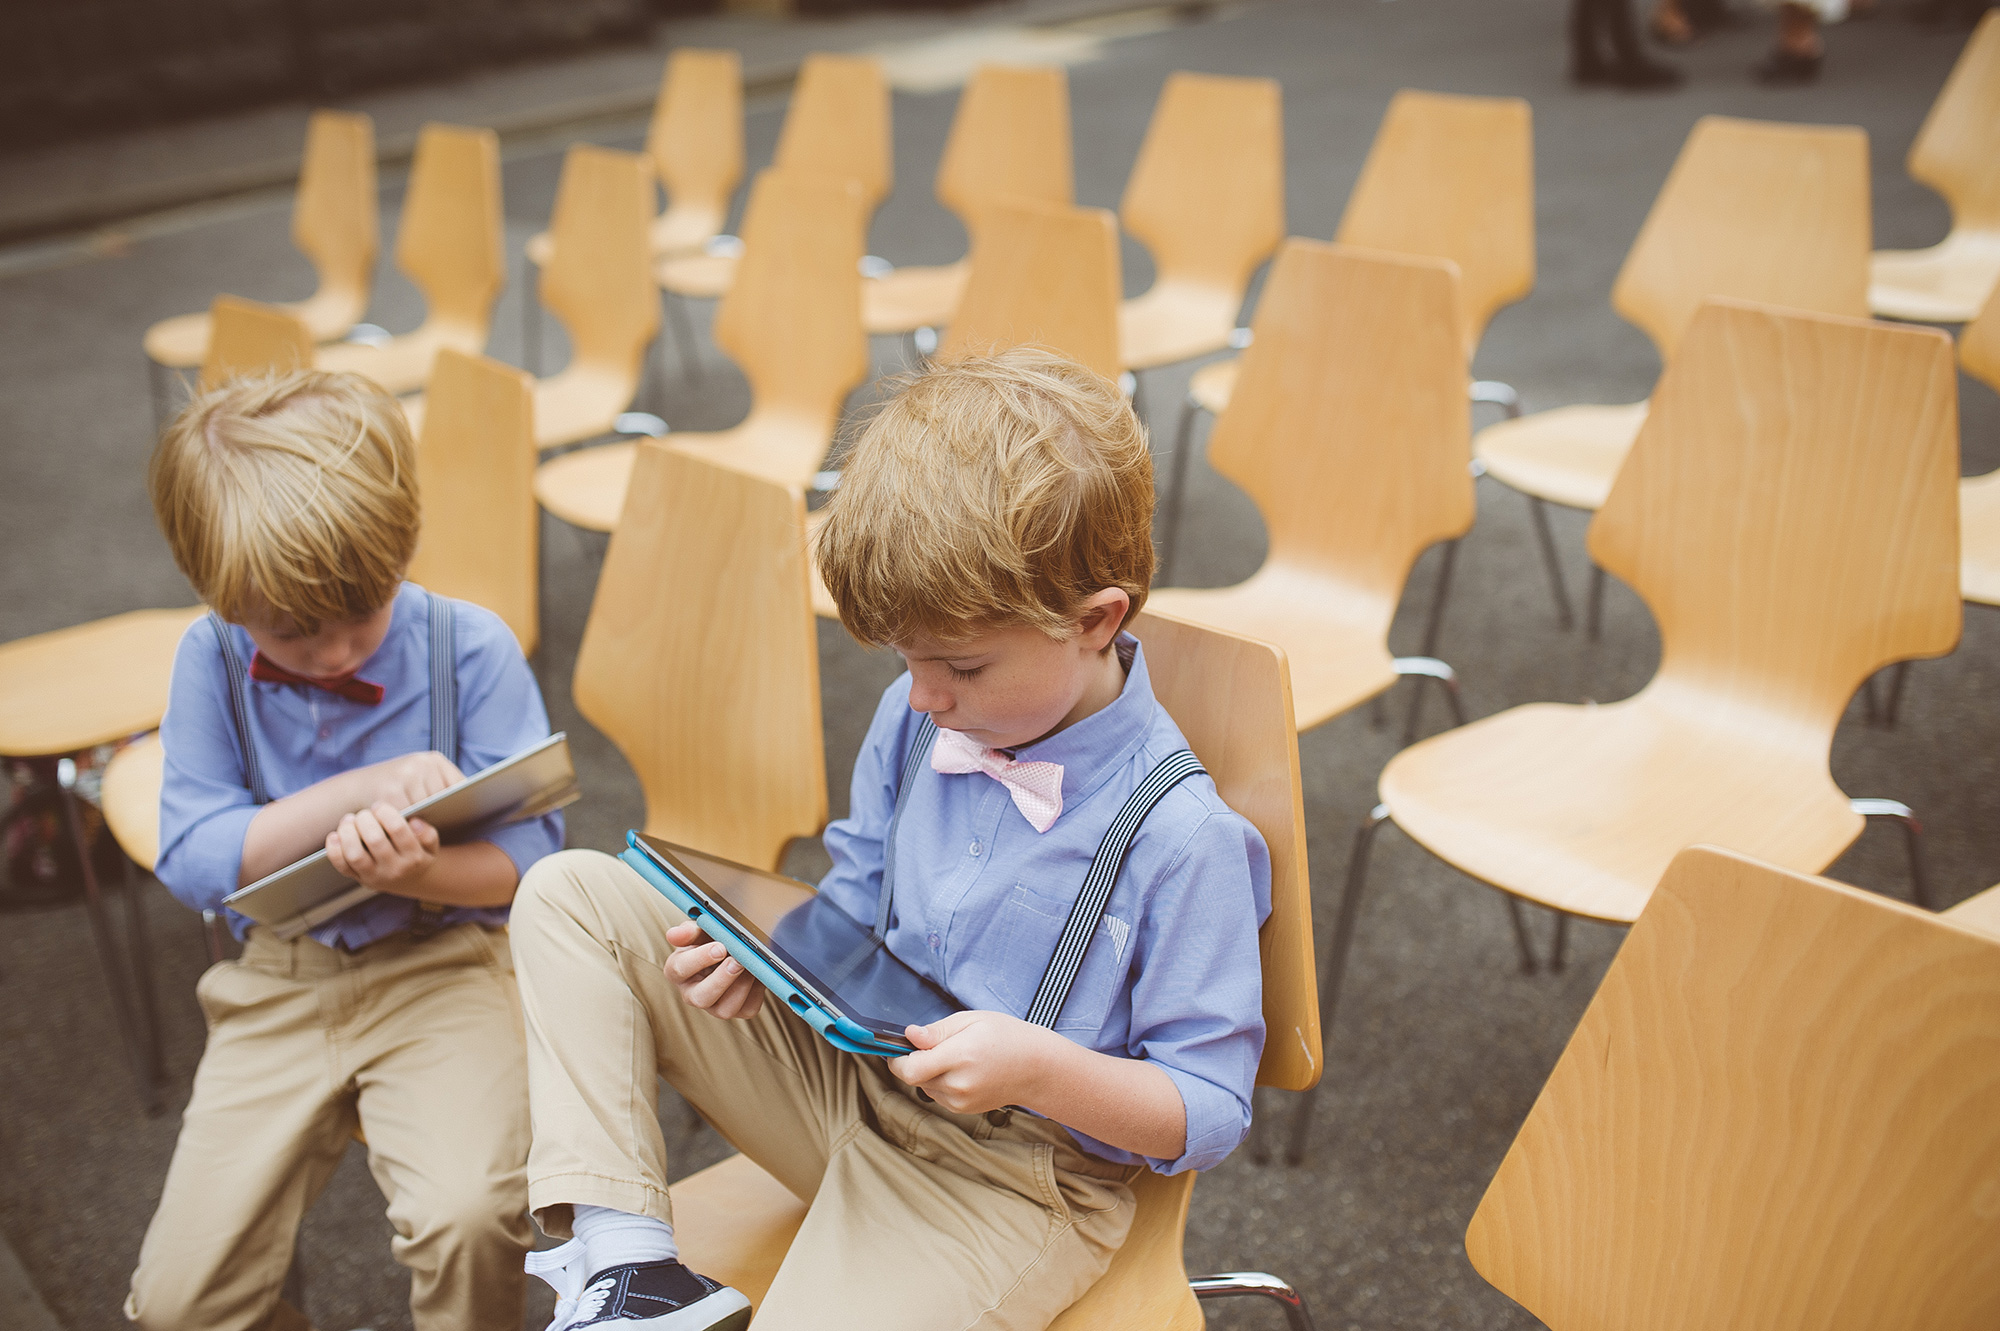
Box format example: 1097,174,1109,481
619,831,961,1058
225,732,579,937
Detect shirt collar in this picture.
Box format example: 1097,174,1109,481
1011,632,1156,810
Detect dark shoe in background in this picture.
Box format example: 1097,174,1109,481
1751,46,1824,82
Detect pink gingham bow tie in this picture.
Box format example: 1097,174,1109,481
929,726,1065,833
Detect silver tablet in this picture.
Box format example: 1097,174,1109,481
223,732,578,936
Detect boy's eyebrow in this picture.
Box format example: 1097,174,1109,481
899,647,994,663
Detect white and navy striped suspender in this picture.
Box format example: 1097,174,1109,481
874,716,1206,1029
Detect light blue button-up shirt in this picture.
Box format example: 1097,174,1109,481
155,582,565,950
819,635,1272,1174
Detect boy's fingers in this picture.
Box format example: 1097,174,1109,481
335,816,370,868
665,922,707,948
685,951,745,1008
371,803,419,855
664,939,725,984
409,818,440,854
325,831,350,874
352,809,393,858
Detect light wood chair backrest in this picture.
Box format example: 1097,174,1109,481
1335,89,1534,355
715,171,870,443
1962,276,2000,390
1467,843,2000,1330
1120,72,1285,296
292,109,379,328
200,296,314,390
396,123,504,346
772,53,892,214
1049,612,1319,1331
407,349,538,654
1210,240,1473,632
648,47,745,239
935,64,1074,242
573,446,825,870
941,199,1123,383
540,144,661,386
1589,299,1961,740
1907,12,2000,236
1612,116,1871,363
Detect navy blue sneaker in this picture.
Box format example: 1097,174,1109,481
528,1242,751,1330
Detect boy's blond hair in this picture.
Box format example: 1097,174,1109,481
816,348,1153,646
151,370,419,633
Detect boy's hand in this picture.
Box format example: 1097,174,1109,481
889,1011,1062,1114
357,751,464,811
664,922,765,1020
325,801,441,896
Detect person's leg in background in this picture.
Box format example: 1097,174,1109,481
1572,0,1685,87
1754,0,1850,81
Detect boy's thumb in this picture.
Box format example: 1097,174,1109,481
904,1023,937,1049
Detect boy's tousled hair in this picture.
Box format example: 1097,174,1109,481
815,347,1154,647
150,369,419,634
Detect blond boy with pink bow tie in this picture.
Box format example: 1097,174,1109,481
509,348,1272,1331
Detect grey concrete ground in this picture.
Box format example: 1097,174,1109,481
2,0,1996,1327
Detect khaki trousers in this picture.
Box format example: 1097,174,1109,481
126,923,532,1331
512,850,1140,1331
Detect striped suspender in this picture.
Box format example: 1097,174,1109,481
1023,748,1204,1029
207,613,270,805
871,709,1206,1029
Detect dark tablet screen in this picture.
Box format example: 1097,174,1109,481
633,835,960,1040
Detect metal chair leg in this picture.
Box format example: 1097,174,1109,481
1157,394,1204,585
1586,564,1607,641
1287,805,1390,1165
665,290,704,385
1470,379,1522,420
147,358,178,435
523,258,542,377
1548,909,1570,973
201,910,229,965
1851,798,1933,908
1527,495,1576,631
1418,538,1461,661
57,782,160,1112
1393,655,1467,745
120,856,166,1085
1246,1084,1273,1165
1191,1273,1318,1331
1882,660,1912,729
1502,896,1539,975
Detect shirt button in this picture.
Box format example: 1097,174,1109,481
926,931,942,951
317,726,332,740
968,839,982,857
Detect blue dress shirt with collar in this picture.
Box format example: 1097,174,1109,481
155,582,565,951
819,634,1273,1175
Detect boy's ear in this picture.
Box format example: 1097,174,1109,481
1077,588,1131,652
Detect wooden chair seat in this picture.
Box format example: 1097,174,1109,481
315,318,481,396
534,412,833,533
1118,281,1244,372
145,285,368,369
1471,401,1650,512
0,608,204,758
531,201,732,271
1187,357,1237,415
100,732,165,872
862,261,971,335
1380,693,1861,924
1963,469,2000,606
657,249,738,299
408,361,639,453
1869,230,2000,324
1946,882,2000,937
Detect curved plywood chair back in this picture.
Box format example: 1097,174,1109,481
574,446,826,870
200,296,314,390
773,54,892,213
1962,278,2000,390
1908,12,2000,233
541,144,661,380
1589,299,1961,738
1335,88,1535,354
942,199,1123,383
1211,240,1472,626
1612,116,1871,362
408,349,538,654
715,171,870,432
292,109,379,329
1129,611,1318,1093
396,124,504,340
649,48,745,231
935,64,1074,239
1120,72,1285,294
1467,844,2000,1330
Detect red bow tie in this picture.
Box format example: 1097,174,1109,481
250,652,386,706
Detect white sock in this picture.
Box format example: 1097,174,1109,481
572,1204,678,1275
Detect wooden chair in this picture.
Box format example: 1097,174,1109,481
1870,11,2000,323
657,53,890,304
527,48,743,268
199,296,314,391
535,171,869,534
1165,89,1534,579
99,732,236,965
0,606,205,1109
574,445,825,870
1473,116,1870,633
1958,281,2000,606
1286,299,1961,1163
1466,844,2000,1331
405,349,539,653
667,610,1322,1330
1946,880,2000,936
143,110,377,372
404,144,658,451
1148,241,1475,741
1117,72,1285,376
862,63,1074,338
316,124,503,396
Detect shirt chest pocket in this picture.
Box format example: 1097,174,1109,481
986,882,1131,1036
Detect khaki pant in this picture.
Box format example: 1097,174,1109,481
512,850,1140,1331
126,923,532,1331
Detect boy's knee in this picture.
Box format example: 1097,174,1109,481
513,848,625,932
401,1169,531,1261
